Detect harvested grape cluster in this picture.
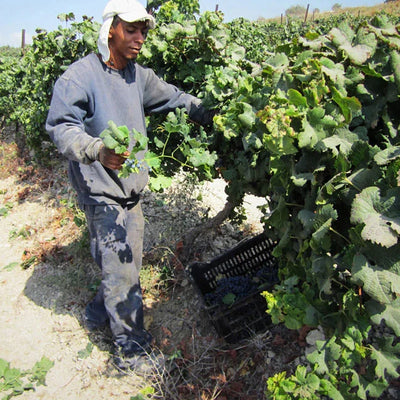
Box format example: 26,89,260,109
204,266,278,307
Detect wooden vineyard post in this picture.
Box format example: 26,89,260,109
304,4,310,23
21,29,26,54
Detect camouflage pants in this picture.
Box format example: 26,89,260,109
83,201,152,355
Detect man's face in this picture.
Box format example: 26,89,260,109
108,19,149,62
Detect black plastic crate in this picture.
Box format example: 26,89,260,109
188,232,279,343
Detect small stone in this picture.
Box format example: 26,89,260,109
267,350,276,360
180,279,189,287
306,327,325,346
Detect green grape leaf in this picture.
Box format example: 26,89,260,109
349,370,367,399
153,136,164,149
297,209,316,232
222,293,236,306
188,148,217,167
153,37,168,52
310,218,333,252
132,129,149,153
391,50,400,92
144,151,161,170
374,146,400,166
264,52,289,69
311,256,334,295
330,24,355,46
314,204,338,228
331,87,362,123
342,44,375,65
320,378,345,400
107,121,129,144
366,298,400,336
291,172,312,187
114,144,128,154
148,175,173,192
267,196,289,229
226,44,245,61
288,89,308,108
362,241,400,271
351,254,400,304
237,102,255,128
161,22,184,41
281,378,297,393
320,56,346,88
101,134,119,150
298,119,319,149
307,107,325,125
322,128,359,156
330,26,377,65
351,187,400,247
212,29,228,50
345,166,382,194
364,377,388,399
307,346,330,375
118,125,130,135
370,337,400,379
305,340,341,377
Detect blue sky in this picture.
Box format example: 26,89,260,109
0,0,383,47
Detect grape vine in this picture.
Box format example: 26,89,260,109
1,1,400,398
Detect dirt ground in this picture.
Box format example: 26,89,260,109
0,139,399,400
0,141,275,400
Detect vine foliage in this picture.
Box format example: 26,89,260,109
1,2,400,398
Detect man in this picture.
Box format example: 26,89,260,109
46,0,214,371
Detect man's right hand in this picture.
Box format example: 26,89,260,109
98,145,129,170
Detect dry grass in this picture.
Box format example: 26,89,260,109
263,1,400,23
318,1,400,18
117,327,302,400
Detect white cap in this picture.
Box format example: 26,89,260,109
97,0,156,62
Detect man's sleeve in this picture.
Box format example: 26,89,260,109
46,77,103,164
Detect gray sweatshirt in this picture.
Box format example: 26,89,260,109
46,53,213,207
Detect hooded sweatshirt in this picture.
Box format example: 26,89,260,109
46,53,213,207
